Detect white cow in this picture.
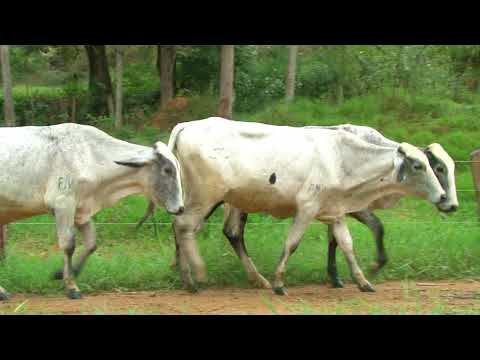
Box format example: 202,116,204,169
0,123,184,300
166,117,446,294
220,124,458,289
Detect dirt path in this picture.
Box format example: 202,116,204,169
1,280,480,314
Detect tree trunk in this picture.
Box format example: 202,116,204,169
335,83,344,105
159,45,176,109
85,45,114,117
0,45,16,126
285,45,298,102
115,47,124,128
218,45,235,119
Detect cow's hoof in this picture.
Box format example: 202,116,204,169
67,289,82,300
273,286,288,296
0,292,10,301
331,279,345,288
358,283,376,293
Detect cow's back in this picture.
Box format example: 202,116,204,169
0,124,149,223
0,125,65,216
173,118,340,217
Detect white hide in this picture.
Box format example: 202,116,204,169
170,117,445,223
0,123,181,226
314,124,458,211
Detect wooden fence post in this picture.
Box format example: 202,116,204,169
471,149,480,218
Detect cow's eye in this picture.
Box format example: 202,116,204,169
436,166,444,173
164,167,173,176
413,163,424,171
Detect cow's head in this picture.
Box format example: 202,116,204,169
424,143,458,213
395,142,447,209
115,142,184,215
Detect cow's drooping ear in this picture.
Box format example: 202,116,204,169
396,147,407,182
115,156,153,168
423,146,434,160
397,161,407,182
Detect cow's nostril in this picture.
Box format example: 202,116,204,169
450,205,458,212
177,206,185,215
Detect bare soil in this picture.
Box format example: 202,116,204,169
1,280,480,315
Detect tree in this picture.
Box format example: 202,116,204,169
0,49,11,255
285,45,298,102
158,45,176,109
0,45,16,126
84,45,114,117
218,45,235,119
114,46,124,128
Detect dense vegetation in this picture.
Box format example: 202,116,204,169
0,45,479,296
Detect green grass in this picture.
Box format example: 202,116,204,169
0,172,478,296
1,92,480,297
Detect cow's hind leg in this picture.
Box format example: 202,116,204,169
332,219,374,292
223,205,271,289
273,210,315,295
53,199,82,299
350,211,387,273
53,220,97,280
327,224,344,288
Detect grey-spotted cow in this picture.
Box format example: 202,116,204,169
0,123,183,300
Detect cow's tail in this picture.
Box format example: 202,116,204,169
137,122,190,230
168,122,189,152
135,200,156,230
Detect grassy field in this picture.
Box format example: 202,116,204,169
0,93,480,297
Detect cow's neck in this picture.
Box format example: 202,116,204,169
98,167,148,207
339,146,406,209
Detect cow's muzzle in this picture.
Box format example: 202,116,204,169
170,206,184,216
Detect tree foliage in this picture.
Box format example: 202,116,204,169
2,45,480,126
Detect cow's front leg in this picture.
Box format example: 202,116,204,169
53,220,97,280
173,211,209,292
327,224,344,288
331,219,375,292
223,205,271,289
53,198,82,299
349,211,387,273
273,210,315,295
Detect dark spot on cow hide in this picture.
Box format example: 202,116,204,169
269,173,277,185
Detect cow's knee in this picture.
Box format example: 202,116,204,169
85,243,97,255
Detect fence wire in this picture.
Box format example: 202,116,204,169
3,159,480,227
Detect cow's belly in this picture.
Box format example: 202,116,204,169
0,207,47,224
224,185,297,219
